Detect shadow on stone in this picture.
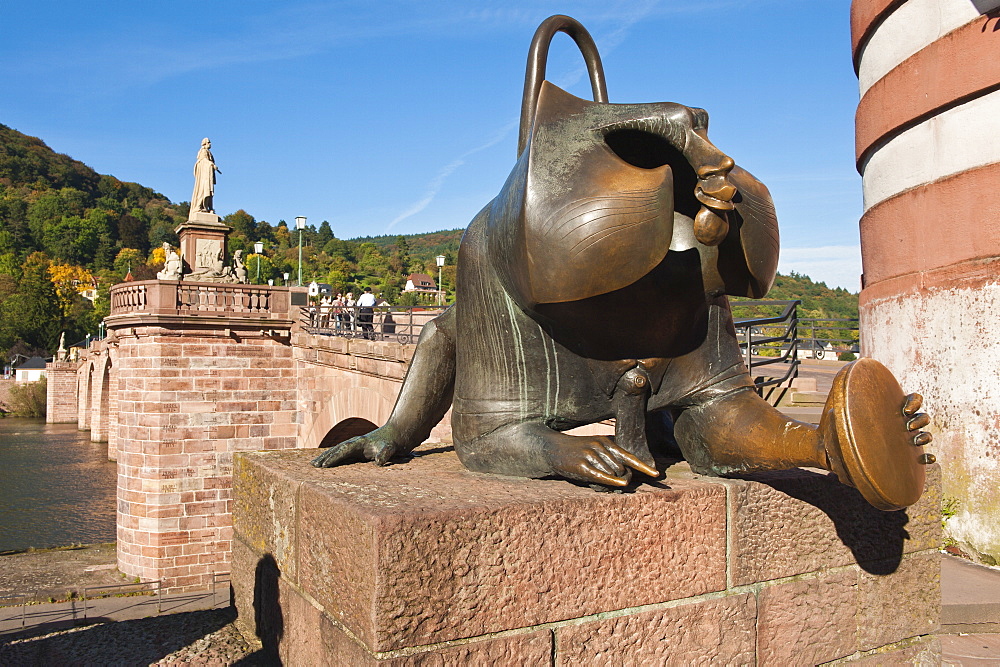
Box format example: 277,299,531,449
737,469,908,574
251,553,283,664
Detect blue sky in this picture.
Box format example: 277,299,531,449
1,1,863,289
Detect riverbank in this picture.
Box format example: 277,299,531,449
0,543,123,602
0,608,260,664
0,544,261,663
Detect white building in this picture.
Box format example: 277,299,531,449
14,356,47,383
307,282,333,299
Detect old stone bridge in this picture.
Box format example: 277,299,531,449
47,280,451,590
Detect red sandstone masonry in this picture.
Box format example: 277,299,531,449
113,326,299,591
554,594,757,665
231,449,941,663
45,361,81,423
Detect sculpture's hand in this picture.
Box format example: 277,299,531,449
544,434,658,487
903,393,933,446
311,426,401,468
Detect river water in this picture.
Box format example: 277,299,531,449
0,418,117,552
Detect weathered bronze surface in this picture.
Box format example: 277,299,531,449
313,15,932,510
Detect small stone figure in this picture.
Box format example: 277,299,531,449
233,250,248,284
56,332,67,361
313,16,933,511
156,242,183,281
191,138,221,214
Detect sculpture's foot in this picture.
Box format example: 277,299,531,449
819,358,934,511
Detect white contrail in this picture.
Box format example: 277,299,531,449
384,1,661,233
384,120,517,232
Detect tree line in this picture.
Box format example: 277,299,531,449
0,124,462,360
0,122,856,362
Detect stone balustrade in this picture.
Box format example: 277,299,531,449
108,280,295,324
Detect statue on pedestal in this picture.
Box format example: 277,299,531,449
56,332,67,362
156,242,183,280
191,137,221,214
313,16,934,511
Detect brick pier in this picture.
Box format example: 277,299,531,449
104,281,300,590
45,360,81,423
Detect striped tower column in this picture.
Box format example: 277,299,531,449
853,0,1000,563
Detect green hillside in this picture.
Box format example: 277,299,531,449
350,229,464,266
0,122,857,361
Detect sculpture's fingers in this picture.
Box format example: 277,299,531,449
605,441,659,477
907,413,930,431
902,393,923,416
913,432,933,446
577,463,630,487
589,446,627,477
311,438,367,468
581,450,619,479
372,443,397,467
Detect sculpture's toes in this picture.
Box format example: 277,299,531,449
821,358,934,511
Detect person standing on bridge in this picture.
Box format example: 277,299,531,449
357,287,377,340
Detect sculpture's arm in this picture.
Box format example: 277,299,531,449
313,306,457,467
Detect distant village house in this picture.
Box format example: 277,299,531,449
307,282,333,299
14,356,47,383
404,273,437,295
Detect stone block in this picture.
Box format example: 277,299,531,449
837,635,941,665
554,593,756,665
756,569,858,664
235,448,726,652
857,551,940,650
728,464,941,585
305,616,554,666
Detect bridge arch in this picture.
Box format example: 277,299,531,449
89,353,112,443
300,384,395,451
77,361,94,430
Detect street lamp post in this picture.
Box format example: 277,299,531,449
253,241,264,283
295,216,307,286
436,254,446,306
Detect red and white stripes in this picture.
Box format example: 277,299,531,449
853,0,1000,562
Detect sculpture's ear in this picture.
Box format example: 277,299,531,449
717,166,780,298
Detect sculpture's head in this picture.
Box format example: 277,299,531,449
485,16,778,311
202,137,211,148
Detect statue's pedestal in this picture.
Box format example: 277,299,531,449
175,214,230,275
232,448,942,664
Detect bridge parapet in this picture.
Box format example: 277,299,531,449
108,280,294,326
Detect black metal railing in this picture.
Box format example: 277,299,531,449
300,305,445,345
732,300,801,391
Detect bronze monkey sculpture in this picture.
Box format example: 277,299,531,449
314,15,933,511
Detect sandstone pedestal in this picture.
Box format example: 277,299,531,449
232,448,941,664
175,214,230,275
